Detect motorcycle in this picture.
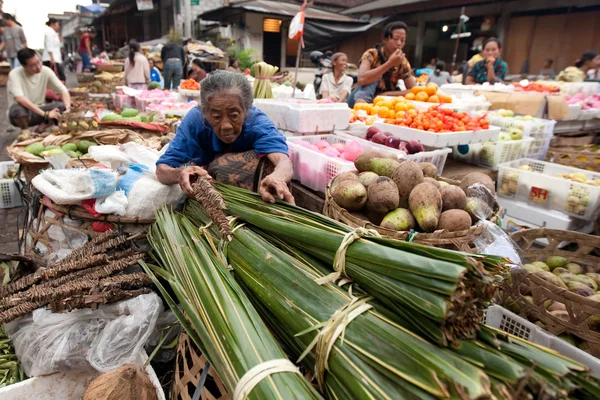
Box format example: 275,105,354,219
310,50,359,99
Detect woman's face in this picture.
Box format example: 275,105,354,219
232,60,239,69
149,60,155,68
333,55,348,72
383,28,406,55
192,63,200,72
205,92,246,144
483,41,501,59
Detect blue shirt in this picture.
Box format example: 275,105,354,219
157,106,288,168
468,58,508,84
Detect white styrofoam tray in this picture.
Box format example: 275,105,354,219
374,122,500,147
254,99,351,133
484,305,600,379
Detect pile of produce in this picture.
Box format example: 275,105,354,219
136,89,177,101
1,166,18,180
101,108,156,123
71,100,110,113
384,106,491,132
88,80,113,94
253,61,278,99
364,126,426,153
23,139,97,159
0,230,151,323
404,83,453,103
147,100,198,113
330,148,496,232
513,81,560,93
566,93,600,111
293,139,364,162
164,190,600,399
179,78,200,91
352,94,417,118
0,326,22,388
59,114,99,135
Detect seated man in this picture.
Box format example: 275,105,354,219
347,22,416,107
7,48,71,130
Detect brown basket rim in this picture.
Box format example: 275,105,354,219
324,176,501,248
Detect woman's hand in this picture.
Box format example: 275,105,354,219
259,174,294,204
179,166,212,196
485,57,496,69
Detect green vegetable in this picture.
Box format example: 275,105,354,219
24,142,44,156
77,140,95,153
61,143,78,152
147,82,160,90
100,114,122,122
120,108,139,118
39,148,65,157
43,145,59,151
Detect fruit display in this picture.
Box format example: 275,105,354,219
566,93,600,115
23,139,97,159
403,82,452,103
329,150,496,233
147,100,198,114
382,106,490,132
179,78,200,91
363,126,425,153
292,138,364,162
100,108,158,123
513,81,560,93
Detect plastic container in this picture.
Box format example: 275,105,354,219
487,116,556,160
373,122,501,147
484,305,600,379
0,162,23,209
497,158,600,219
287,134,405,193
254,99,351,133
453,138,534,171
111,93,136,109
335,131,452,175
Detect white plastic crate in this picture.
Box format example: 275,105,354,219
484,305,600,379
334,131,452,175
497,158,600,219
373,122,500,147
0,162,23,209
452,138,534,171
254,99,351,133
287,134,405,193
487,115,555,160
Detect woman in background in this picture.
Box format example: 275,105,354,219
557,52,599,82
227,58,241,72
124,41,150,89
319,52,353,103
42,18,65,81
466,38,508,84
427,60,451,86
188,59,207,83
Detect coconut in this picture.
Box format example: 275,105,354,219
440,185,467,211
418,162,438,178
460,172,495,195
83,364,158,400
366,177,399,214
332,181,367,211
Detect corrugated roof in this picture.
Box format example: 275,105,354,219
343,0,428,15
199,0,358,22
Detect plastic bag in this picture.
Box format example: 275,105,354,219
31,168,118,205
468,183,521,267
5,293,162,376
95,190,128,216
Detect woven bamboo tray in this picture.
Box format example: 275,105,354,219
499,228,600,357
171,332,229,400
95,64,124,73
546,145,600,172
323,176,501,253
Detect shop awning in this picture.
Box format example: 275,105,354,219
303,16,388,51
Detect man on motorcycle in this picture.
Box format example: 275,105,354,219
347,21,416,107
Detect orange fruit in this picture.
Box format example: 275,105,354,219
396,96,406,103
441,94,453,103
405,92,416,100
425,85,437,96
411,86,425,94
388,109,396,119
416,92,429,102
353,103,362,110
395,102,408,112
406,102,415,110
407,109,418,117
381,100,393,110
377,106,390,118
391,97,400,105
373,96,385,104
396,110,406,119
364,104,373,115
428,95,440,103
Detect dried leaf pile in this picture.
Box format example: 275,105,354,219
0,231,152,323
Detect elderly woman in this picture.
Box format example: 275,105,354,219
156,71,294,204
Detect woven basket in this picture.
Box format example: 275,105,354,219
498,228,600,357
95,64,124,73
546,145,600,172
323,176,501,253
171,332,229,400
77,72,95,83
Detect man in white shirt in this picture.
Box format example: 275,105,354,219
42,18,65,81
8,48,71,130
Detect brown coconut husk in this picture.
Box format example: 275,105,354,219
192,177,232,241
84,364,158,400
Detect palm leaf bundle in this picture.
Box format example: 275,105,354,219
140,209,322,400
185,206,600,400
189,184,507,344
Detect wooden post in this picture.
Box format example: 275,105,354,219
451,6,466,73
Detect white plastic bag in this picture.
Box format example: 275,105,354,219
89,142,161,172
5,293,162,376
95,190,128,216
31,168,118,205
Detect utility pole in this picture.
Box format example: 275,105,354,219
183,0,192,39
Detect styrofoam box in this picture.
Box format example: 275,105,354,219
484,305,600,379
565,104,582,121
0,351,166,400
453,138,534,171
135,95,178,112
0,161,23,209
254,99,351,133
374,122,500,147
497,158,600,220
287,134,406,193
579,109,597,121
498,197,592,233
335,131,452,175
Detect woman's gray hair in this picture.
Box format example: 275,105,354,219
200,70,253,113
